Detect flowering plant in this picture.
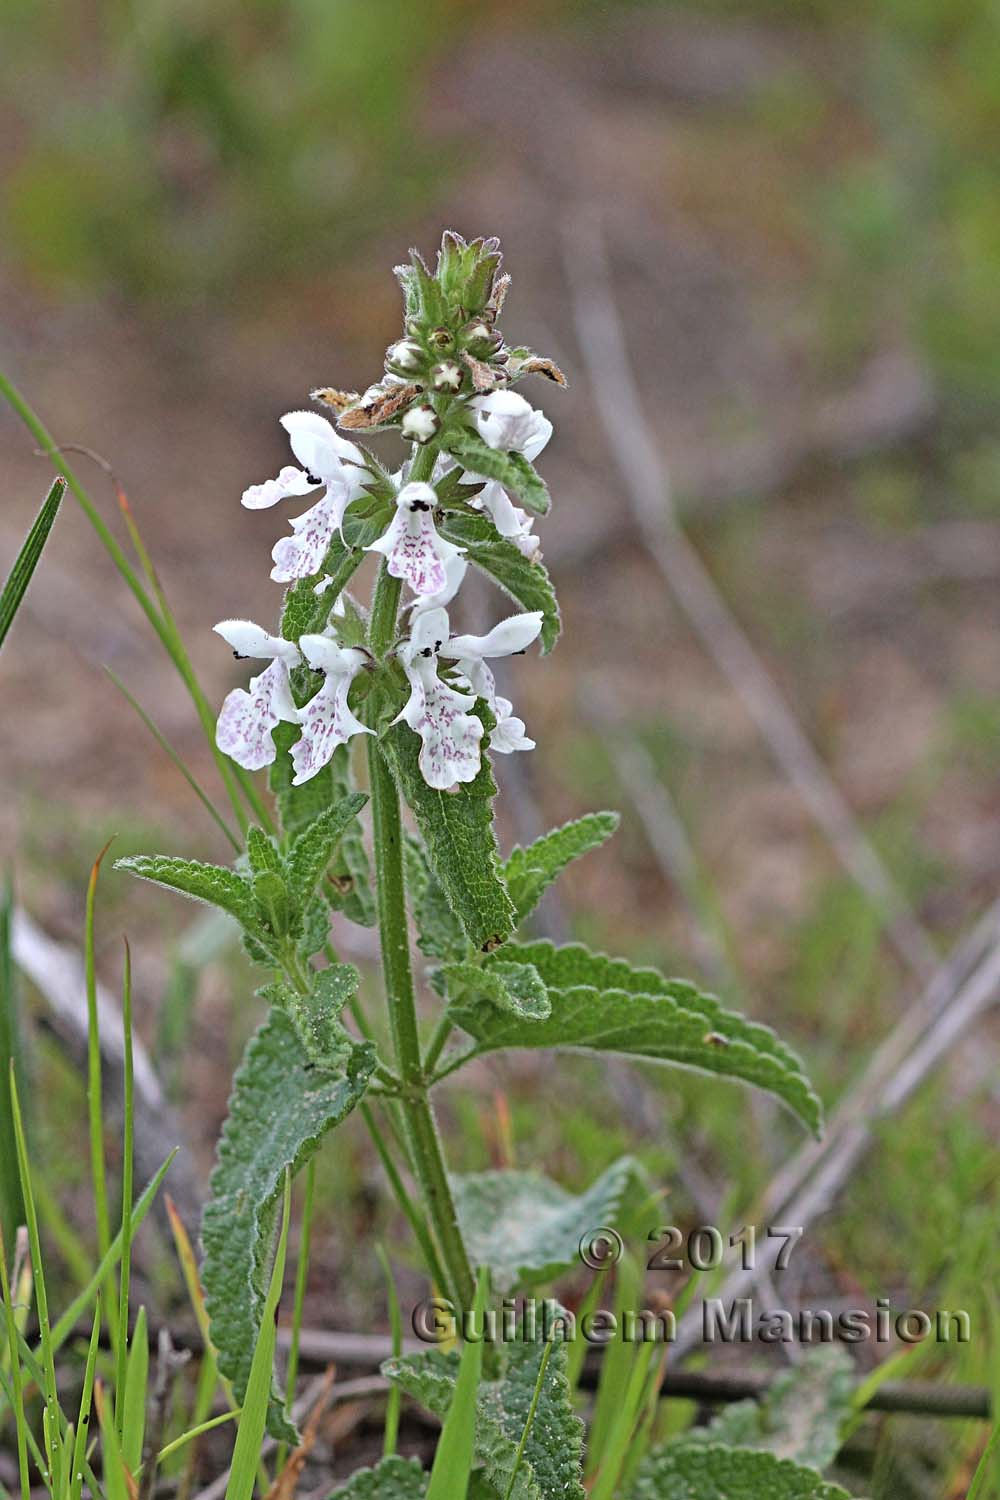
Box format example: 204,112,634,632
114,234,828,1495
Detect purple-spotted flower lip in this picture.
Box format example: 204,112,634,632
366,482,465,600
212,619,302,772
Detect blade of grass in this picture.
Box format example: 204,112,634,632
95,1382,134,1500
69,1300,102,1500
0,877,25,1247
275,1159,316,1474
588,1337,659,1500
425,1266,489,1500
224,1170,292,1500
0,1221,31,1500
565,1266,608,1392
374,1242,402,1458
0,477,65,649
503,1339,553,1500
361,1103,449,1298
155,1409,242,1468
585,1251,641,1476
122,1306,148,1474
968,1424,1000,1500
105,671,241,854
9,1066,62,1495
115,939,135,1432
0,1364,46,1490
84,841,114,1303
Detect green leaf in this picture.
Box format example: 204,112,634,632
448,942,822,1134
330,1456,429,1499
441,429,550,517
626,1443,853,1500
684,1348,853,1471
452,1158,641,1292
502,814,619,924
225,1172,292,1500
252,869,292,942
381,710,515,953
202,1011,375,1442
326,745,378,928
386,1329,585,1500
246,828,283,876
405,835,467,962
437,513,560,654
286,792,368,906
0,477,64,650
442,962,550,1022
426,1266,489,1500
114,855,255,927
262,965,360,1071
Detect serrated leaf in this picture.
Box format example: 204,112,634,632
286,792,368,906
437,513,559,654
252,868,292,941
502,813,619,923
330,1456,428,1499
448,942,822,1134
271,741,375,928
684,1347,853,1470
381,711,515,953
627,1443,853,1500
262,965,360,1071
246,827,283,875
115,854,255,927
442,429,550,517
0,477,64,650
385,1330,584,1500
452,1158,641,1291
405,835,467,962
202,1010,375,1442
442,961,550,1021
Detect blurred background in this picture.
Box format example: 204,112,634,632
3,1,1000,1490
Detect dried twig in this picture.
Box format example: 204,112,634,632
563,211,939,982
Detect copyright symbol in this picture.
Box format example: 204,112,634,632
578,1227,624,1270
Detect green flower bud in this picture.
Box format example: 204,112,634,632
462,319,502,358
385,339,425,376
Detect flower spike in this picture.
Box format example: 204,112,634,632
367,482,464,599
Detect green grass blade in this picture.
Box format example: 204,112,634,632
122,1306,148,1474
9,1066,61,1495
275,1159,316,1474
375,1243,402,1458
224,1170,292,1500
503,1339,554,1500
425,1266,489,1500
0,877,25,1247
0,1364,46,1492
0,477,64,650
968,1423,1000,1500
588,1337,659,1500
565,1266,608,1392
585,1251,641,1476
0,1221,32,1500
115,940,134,1433
155,1408,241,1468
69,1301,102,1500
95,1382,132,1500
84,842,114,1290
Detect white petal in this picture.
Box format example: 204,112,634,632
409,554,468,614
298,636,367,677
213,620,300,664
280,410,364,477
396,658,483,790
215,659,299,771
443,611,544,662
367,489,464,599
269,487,350,583
490,697,535,754
290,672,372,785
241,465,317,511
472,391,552,457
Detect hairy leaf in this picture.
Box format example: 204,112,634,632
286,792,368,906
252,869,292,942
261,965,360,1071
405,835,467,962
202,1011,375,1441
452,1158,642,1291
246,827,283,875
684,1348,853,1470
502,813,619,923
385,1332,584,1500
381,711,515,953
330,1456,428,1499
442,961,550,1021
437,513,560,655
449,943,822,1134
442,428,550,517
115,855,255,927
627,1443,853,1500
326,746,377,927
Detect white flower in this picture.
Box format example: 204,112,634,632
396,606,543,786
461,477,541,561
290,636,372,786
214,620,301,772
367,482,464,599
409,553,468,614
443,611,543,756
242,412,368,584
395,609,483,790
471,390,552,458
401,405,440,443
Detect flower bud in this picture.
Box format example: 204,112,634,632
401,403,441,443
431,360,464,393
385,339,424,376
428,326,455,352
462,319,502,357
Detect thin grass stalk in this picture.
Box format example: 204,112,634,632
275,1158,316,1474
114,940,134,1432
0,1221,31,1500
